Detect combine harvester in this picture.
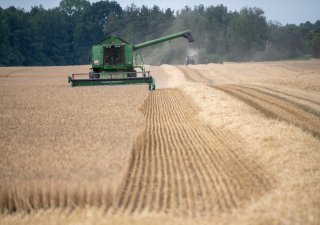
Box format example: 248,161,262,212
68,30,194,90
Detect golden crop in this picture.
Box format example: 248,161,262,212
1,61,320,224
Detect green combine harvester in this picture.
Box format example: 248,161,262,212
68,30,194,90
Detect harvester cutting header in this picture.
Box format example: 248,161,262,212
68,30,194,89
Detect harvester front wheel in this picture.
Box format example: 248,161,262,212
149,83,156,90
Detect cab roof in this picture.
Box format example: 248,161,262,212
96,35,129,46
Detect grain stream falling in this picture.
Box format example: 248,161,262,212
115,89,273,216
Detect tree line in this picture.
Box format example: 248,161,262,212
0,0,319,66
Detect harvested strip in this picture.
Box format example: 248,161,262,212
116,89,273,216
212,85,320,138
248,85,320,106
240,85,320,117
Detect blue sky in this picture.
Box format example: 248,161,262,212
0,0,319,25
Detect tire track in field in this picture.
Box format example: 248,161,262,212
211,85,320,138
177,66,214,84
240,85,320,117
248,85,320,106
116,89,273,216
0,68,27,77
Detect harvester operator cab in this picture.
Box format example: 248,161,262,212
105,43,124,65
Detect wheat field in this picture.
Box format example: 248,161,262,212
0,67,149,212
1,60,320,224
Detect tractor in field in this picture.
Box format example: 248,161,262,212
68,31,194,90
185,55,196,65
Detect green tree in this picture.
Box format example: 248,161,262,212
73,0,122,64
204,5,229,55
310,28,320,58
59,0,90,16
0,7,10,65
268,22,310,59
2,7,31,65
227,7,267,60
